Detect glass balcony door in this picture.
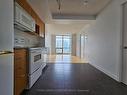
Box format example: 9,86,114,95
56,35,71,54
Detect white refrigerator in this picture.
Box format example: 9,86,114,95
0,0,14,95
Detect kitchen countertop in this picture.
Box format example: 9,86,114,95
14,46,49,54
14,47,29,50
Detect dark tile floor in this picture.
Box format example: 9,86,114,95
22,63,127,95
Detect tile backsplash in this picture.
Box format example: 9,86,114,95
14,28,45,47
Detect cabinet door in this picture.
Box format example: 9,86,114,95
14,49,28,95
14,77,27,95
15,0,45,35
40,22,45,37
42,23,45,37
31,11,37,23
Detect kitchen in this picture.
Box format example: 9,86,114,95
2,0,127,95
0,0,48,95
14,0,49,95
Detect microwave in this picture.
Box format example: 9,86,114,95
14,2,35,32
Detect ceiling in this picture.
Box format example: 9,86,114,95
49,0,111,19
27,0,111,23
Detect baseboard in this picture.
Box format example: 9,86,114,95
89,62,119,81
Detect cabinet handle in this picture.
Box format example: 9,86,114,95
0,51,13,55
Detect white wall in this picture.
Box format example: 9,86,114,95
76,25,90,58
76,34,81,57
84,0,122,81
45,24,85,35
45,24,52,54
51,35,56,54
72,34,77,56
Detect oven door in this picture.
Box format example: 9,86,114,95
29,50,42,75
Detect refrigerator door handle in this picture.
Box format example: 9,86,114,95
0,51,14,55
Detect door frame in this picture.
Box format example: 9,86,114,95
119,0,127,82
80,34,85,59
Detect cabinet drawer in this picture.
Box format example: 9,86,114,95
14,77,27,95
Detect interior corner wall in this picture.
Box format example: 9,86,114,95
51,35,56,54
45,24,51,54
84,0,121,81
45,24,85,55
76,33,81,57
71,34,76,56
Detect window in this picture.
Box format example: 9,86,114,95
56,35,71,54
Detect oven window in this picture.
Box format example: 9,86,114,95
34,54,41,62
